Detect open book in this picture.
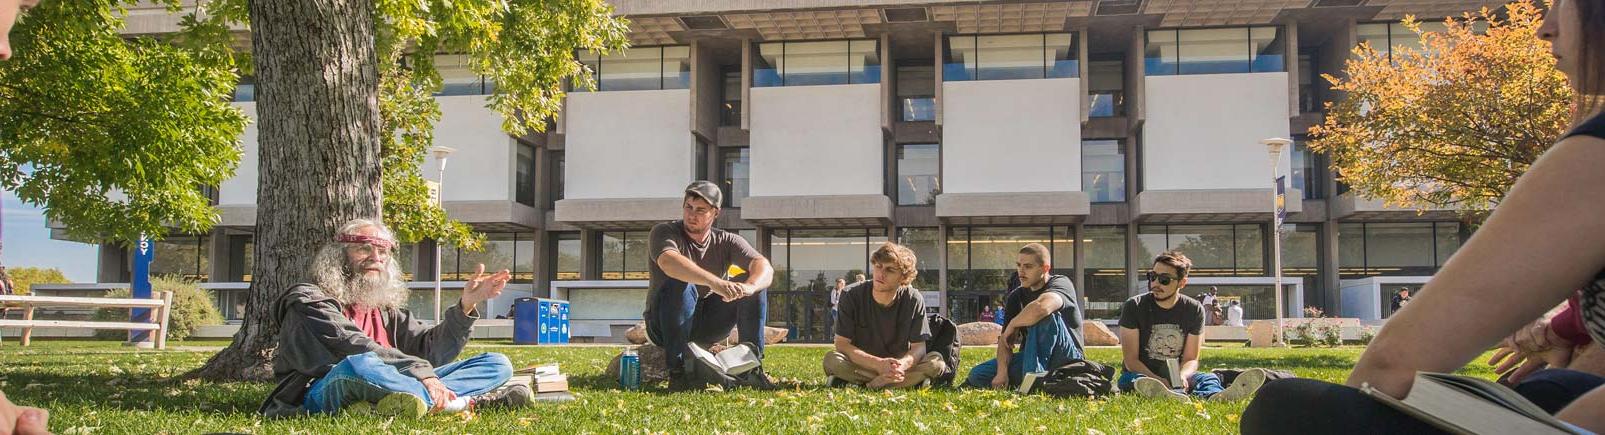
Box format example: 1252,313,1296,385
688,342,761,376
1018,372,1048,394
1360,372,1581,435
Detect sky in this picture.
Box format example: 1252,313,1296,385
2,189,98,282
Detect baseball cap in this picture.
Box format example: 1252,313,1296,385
684,180,723,208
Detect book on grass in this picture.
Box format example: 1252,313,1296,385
515,363,560,376
1017,371,1048,394
687,342,761,375
506,373,570,393
1359,372,1581,435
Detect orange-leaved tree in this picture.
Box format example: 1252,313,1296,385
1311,0,1573,214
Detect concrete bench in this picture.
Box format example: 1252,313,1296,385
0,292,173,349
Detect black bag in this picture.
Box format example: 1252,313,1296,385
688,342,779,391
1037,359,1117,398
925,313,961,387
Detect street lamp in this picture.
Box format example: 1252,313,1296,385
1261,137,1291,346
429,145,456,323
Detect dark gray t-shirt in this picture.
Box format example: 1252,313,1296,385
834,281,930,358
645,221,763,312
1117,293,1205,376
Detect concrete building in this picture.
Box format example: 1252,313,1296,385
58,0,1499,342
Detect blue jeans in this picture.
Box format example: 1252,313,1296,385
1118,369,1225,398
965,315,1082,388
645,279,768,377
303,351,513,414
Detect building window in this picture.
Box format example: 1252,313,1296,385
1145,27,1285,76
553,232,582,280
1137,224,1264,276
769,228,888,342
754,40,881,87
547,151,564,208
896,227,941,296
576,46,691,92
1281,224,1324,313
945,33,1078,81
720,66,742,126
896,61,936,121
894,144,940,206
1088,58,1124,117
1356,21,1453,62
1082,139,1126,203
442,233,527,281
435,54,496,96
1298,53,1320,113
946,226,1076,323
720,147,750,208
1083,225,1128,319
515,142,536,206
1290,138,1324,199
1338,222,1463,278
600,231,651,280
150,235,209,282
232,76,255,102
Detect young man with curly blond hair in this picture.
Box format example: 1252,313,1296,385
823,242,947,389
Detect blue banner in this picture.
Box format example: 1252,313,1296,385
1274,176,1287,225
130,236,154,344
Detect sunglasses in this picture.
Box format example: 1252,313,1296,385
1145,271,1177,286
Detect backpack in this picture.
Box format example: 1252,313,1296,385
925,313,961,387
1037,359,1117,398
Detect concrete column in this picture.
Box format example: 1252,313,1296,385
416,239,439,282
937,223,949,316
1321,220,1342,315
1072,222,1086,306
1125,222,1141,298
1284,21,1301,118
580,229,602,280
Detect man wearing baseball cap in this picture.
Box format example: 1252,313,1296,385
645,181,776,391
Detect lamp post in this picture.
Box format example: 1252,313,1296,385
429,145,456,323
1261,137,1291,346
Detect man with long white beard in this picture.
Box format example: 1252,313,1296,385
258,219,529,418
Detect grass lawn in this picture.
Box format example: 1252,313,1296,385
0,339,1501,434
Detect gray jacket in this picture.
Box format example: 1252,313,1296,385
258,283,478,417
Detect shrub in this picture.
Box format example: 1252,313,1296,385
95,276,223,342
1358,326,1377,345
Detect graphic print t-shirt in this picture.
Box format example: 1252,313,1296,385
1117,293,1205,376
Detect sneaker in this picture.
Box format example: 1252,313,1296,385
474,384,535,410
342,401,375,416
375,392,428,418
1132,377,1189,402
826,376,850,388
1210,368,1268,402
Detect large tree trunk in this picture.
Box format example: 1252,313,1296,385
187,0,382,381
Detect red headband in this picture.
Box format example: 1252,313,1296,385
336,234,396,250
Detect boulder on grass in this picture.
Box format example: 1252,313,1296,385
625,322,649,345
622,322,787,346
605,344,670,384
958,322,1002,346
1082,321,1120,346
1247,320,1280,348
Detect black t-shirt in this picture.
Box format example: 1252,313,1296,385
1003,275,1085,349
835,281,931,358
1117,293,1205,376
645,220,763,313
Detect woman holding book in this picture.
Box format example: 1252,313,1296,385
1242,0,1605,432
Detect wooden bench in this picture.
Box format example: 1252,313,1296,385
0,291,173,349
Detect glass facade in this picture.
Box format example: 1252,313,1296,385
1137,224,1264,276
946,226,1076,324
576,46,692,91
1290,138,1324,199
721,66,742,126
1339,222,1463,278
1083,226,1128,319
896,61,936,121
896,227,942,296
945,33,1078,81
1088,59,1125,117
150,235,209,281
553,232,582,280
755,40,881,87
721,147,750,208
769,228,886,342
516,142,536,206
1145,27,1286,75
895,144,940,206
441,233,531,282
435,54,495,96
1082,139,1126,203
1356,21,1451,62
600,231,651,280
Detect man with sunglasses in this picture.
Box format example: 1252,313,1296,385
644,181,776,391
1118,251,1268,401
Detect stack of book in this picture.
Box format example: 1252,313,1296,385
512,363,575,402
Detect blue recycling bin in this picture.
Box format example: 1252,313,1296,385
558,302,570,344
538,300,553,344
513,298,540,345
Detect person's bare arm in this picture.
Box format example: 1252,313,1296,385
1119,327,1163,380
1003,293,1065,335
735,257,775,296
656,251,728,288
1348,136,1605,398
900,341,928,367
1557,387,1605,432
991,331,1016,389
835,335,893,375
